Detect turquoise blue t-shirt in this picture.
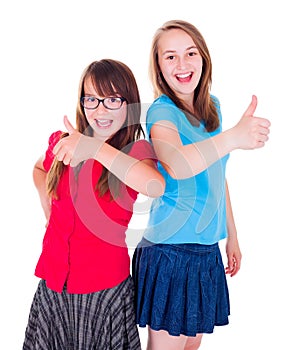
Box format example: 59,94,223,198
144,94,229,245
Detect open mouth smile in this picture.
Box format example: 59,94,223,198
175,72,193,82
95,119,113,128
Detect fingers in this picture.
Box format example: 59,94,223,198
61,153,72,166
53,146,71,164
52,116,80,165
243,95,258,117
52,116,75,156
243,95,271,129
225,255,241,277
251,122,271,149
254,124,270,146
236,96,271,150
63,115,76,135
54,149,76,166
52,134,74,165
52,140,62,157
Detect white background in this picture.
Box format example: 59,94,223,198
0,0,293,349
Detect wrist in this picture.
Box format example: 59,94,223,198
93,140,104,160
227,231,238,241
224,128,239,151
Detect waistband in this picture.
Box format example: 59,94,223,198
138,237,219,254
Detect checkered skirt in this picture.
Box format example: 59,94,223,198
22,276,141,350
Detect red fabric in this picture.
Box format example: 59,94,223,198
35,131,156,294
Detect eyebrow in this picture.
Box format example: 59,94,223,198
162,45,198,55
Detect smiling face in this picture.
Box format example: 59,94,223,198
157,28,203,106
82,77,127,141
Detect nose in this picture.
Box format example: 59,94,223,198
95,101,109,113
177,56,187,69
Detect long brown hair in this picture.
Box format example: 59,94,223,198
47,59,144,199
149,19,219,131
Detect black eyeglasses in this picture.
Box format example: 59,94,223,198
80,96,126,110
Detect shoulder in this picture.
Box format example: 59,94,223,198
128,139,156,161
209,94,223,132
210,94,220,107
147,94,182,128
149,94,178,111
210,94,222,114
43,131,63,171
47,130,63,147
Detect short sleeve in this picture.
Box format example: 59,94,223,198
128,139,157,162
43,131,63,172
210,94,223,134
146,98,180,138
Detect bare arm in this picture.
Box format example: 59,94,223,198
94,142,165,197
52,116,165,198
33,156,51,223
150,95,270,179
225,180,242,277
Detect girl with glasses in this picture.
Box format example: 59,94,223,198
132,20,271,350
22,59,165,350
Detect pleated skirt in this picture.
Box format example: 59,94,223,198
132,238,230,337
22,276,141,350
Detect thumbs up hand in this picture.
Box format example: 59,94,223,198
230,95,271,150
63,114,76,135
53,116,102,166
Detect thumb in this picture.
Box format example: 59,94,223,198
243,95,258,117
63,115,76,134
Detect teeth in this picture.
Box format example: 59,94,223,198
176,73,191,78
96,119,112,127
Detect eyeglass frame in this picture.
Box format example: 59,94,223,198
80,96,127,110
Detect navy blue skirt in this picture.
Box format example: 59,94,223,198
132,238,230,337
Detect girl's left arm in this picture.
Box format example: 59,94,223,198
33,156,51,225
225,180,242,277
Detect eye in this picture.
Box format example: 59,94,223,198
103,97,124,109
86,96,96,102
109,97,121,103
167,55,175,60
188,49,200,57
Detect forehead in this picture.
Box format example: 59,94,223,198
83,76,96,92
157,28,196,53
83,75,116,96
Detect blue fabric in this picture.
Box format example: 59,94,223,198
132,238,230,336
143,94,229,244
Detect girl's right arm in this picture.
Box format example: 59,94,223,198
150,95,271,179
33,156,51,224
53,116,166,198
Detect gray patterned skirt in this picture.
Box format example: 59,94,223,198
22,276,141,350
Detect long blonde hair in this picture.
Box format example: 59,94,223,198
149,19,219,131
